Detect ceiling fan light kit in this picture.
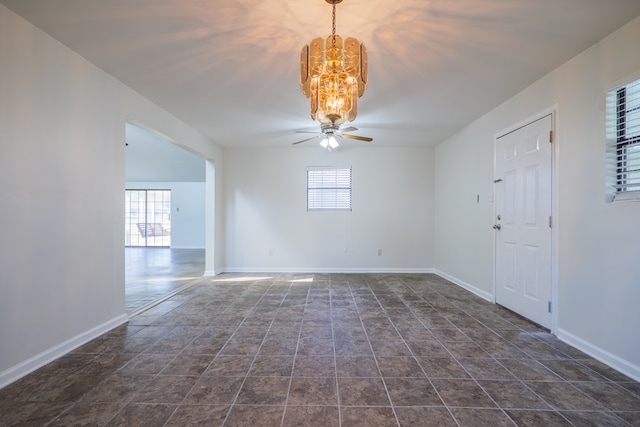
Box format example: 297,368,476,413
297,0,371,150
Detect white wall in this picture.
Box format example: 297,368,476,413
223,146,434,272
0,4,222,386
434,16,640,379
126,182,206,249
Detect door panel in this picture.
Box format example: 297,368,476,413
495,114,552,328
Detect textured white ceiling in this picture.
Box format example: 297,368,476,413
3,0,640,150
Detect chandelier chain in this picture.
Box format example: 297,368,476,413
331,3,336,47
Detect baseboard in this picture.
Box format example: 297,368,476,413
204,269,224,276
557,328,640,382
0,314,129,389
169,246,205,250
433,269,494,302
220,267,435,274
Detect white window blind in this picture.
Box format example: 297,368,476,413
606,78,640,201
307,167,352,211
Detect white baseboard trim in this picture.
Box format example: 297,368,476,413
433,269,494,302
556,328,640,382
220,267,435,274
204,269,224,276
0,314,129,389
169,246,205,250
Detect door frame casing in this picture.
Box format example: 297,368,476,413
492,105,559,335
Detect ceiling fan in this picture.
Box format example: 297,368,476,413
292,124,373,151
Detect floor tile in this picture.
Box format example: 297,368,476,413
377,356,424,378
418,357,470,379
3,270,639,426
498,358,561,381
47,401,123,426
0,401,72,426
340,406,398,427
572,381,640,411
449,408,516,426
80,373,153,403
561,410,631,427
384,377,443,406
477,380,551,409
338,377,392,406
394,406,457,427
431,379,497,408
503,409,573,426
235,376,290,405
159,354,214,376
293,355,336,377
131,375,198,404
458,357,516,380
105,402,177,427
249,354,295,377
203,355,253,377
184,376,244,405
118,353,176,375
224,404,284,427
336,356,380,377
524,381,605,411
540,359,609,381
283,405,340,427
288,377,338,406
164,404,229,426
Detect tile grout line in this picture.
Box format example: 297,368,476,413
352,276,403,427
279,276,308,427
330,275,343,427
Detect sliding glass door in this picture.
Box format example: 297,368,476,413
125,189,171,247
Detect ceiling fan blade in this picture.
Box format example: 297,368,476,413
339,126,359,133
292,134,324,145
340,133,373,142
295,130,319,134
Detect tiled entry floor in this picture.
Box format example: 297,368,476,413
1,273,639,426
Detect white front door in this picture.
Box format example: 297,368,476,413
494,114,553,329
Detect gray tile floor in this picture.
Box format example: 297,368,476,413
2,272,639,426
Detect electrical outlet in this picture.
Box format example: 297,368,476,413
377,249,383,256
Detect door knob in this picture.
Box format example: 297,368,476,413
493,224,501,230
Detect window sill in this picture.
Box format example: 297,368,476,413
613,191,640,202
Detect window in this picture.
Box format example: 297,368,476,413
607,78,640,201
125,189,172,247
307,167,352,211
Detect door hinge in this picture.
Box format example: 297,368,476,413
548,301,552,313
549,130,553,143
548,216,552,228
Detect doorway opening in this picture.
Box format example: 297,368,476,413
125,122,207,315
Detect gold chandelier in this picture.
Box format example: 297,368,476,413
300,0,368,126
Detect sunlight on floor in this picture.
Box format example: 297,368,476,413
211,276,275,282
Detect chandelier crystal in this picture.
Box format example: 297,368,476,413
300,0,368,126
